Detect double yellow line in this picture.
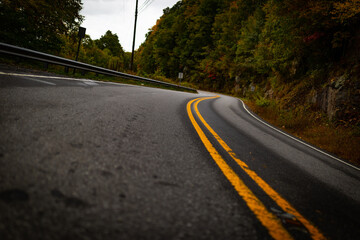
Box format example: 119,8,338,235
187,96,326,240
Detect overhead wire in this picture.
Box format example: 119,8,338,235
139,0,154,13
138,0,150,12
138,0,150,11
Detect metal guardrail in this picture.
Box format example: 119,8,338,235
0,42,196,92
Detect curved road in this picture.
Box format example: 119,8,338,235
0,66,359,240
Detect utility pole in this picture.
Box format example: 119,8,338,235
130,0,139,71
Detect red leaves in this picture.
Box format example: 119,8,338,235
303,32,324,43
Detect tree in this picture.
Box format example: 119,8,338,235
0,0,83,53
136,0,360,93
95,30,124,57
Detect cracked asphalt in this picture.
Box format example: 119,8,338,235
0,65,259,240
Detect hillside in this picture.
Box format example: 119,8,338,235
136,0,360,163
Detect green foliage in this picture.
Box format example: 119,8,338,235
136,0,360,95
0,1,130,73
137,0,227,82
255,97,271,107
0,0,83,53
95,30,125,57
59,31,127,72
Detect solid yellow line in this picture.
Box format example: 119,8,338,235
193,97,326,240
187,97,293,240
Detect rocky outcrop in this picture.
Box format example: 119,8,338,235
317,72,360,122
239,67,359,125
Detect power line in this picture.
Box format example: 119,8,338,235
138,0,151,11
138,0,151,12
139,0,154,13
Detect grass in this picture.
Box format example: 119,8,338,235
244,99,360,166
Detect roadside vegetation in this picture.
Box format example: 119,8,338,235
0,0,129,73
245,98,360,165
0,0,193,91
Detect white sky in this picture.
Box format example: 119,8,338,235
81,0,180,52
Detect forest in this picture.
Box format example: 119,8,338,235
137,0,360,92
2,0,359,100
0,0,129,72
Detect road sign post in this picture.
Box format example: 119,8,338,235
178,72,183,85
73,27,86,74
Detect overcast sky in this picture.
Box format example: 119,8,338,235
81,0,180,52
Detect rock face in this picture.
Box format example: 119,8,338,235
239,66,359,124
318,72,360,122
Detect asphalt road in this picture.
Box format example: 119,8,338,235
0,64,359,240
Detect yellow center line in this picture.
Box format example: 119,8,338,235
192,96,326,240
187,97,293,240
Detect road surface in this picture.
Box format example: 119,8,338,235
0,65,359,240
